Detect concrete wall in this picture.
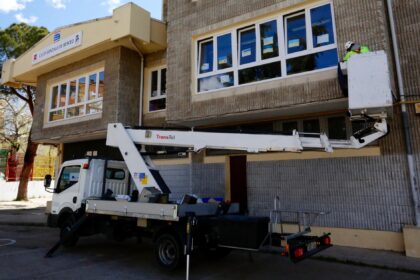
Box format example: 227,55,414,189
0,181,53,201
33,46,141,143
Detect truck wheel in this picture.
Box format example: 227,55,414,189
155,234,183,270
60,216,79,248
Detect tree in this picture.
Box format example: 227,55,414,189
0,23,48,200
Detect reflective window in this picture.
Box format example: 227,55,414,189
78,77,86,103
311,4,335,48
51,86,58,109
286,12,307,54
239,62,281,85
239,27,256,65
303,119,320,137
59,83,67,107
260,20,279,60
68,80,76,105
283,121,298,133
88,73,97,100
149,67,167,112
194,3,337,93
106,168,126,180
98,71,105,98
198,72,234,92
328,116,347,139
56,165,80,193
286,49,338,75
217,34,233,70
48,69,104,123
199,39,213,74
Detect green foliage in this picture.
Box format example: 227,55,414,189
0,23,48,62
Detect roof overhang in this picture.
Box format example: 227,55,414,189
1,2,166,87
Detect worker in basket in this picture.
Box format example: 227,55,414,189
343,41,370,62
338,41,371,96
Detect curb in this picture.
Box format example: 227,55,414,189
313,255,420,275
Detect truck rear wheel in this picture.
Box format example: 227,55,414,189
155,233,183,270
59,216,79,248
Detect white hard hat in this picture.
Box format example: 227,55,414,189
345,41,354,51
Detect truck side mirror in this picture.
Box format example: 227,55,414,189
44,174,52,189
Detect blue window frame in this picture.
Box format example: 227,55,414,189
199,39,213,74
311,4,335,48
239,27,256,65
286,12,307,54
217,34,233,70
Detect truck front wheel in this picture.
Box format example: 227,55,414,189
155,233,183,270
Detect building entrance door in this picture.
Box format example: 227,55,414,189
229,155,248,213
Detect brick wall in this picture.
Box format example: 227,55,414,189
33,46,141,143
165,0,392,124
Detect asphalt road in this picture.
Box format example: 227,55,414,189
0,225,418,280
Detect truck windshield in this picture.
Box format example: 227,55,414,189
56,165,81,193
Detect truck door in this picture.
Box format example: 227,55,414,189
51,165,82,213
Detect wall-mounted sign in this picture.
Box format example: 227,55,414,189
32,31,82,65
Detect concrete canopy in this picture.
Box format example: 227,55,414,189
0,2,166,87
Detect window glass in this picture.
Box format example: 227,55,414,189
286,12,307,54
199,39,213,74
56,166,80,193
303,119,320,137
78,77,86,103
66,105,85,118
149,98,166,112
98,71,105,98
51,86,58,109
86,101,102,114
88,73,97,100
59,83,67,107
260,20,279,60
68,80,76,105
106,168,126,180
239,27,256,65
311,4,335,48
286,49,338,75
239,62,281,85
151,70,158,97
283,121,298,133
198,72,234,92
49,110,64,122
160,68,167,96
328,117,347,140
217,34,233,70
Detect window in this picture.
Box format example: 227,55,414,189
48,69,104,123
195,2,337,93
56,165,80,193
277,115,351,140
106,168,126,180
149,67,167,112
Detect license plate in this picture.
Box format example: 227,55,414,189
307,242,317,251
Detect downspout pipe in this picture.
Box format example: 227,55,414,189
129,37,145,127
386,0,420,226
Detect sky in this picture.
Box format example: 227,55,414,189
0,0,163,31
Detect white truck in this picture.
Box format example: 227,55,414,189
44,52,392,270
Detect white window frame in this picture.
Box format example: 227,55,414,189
148,66,167,113
48,68,104,123
194,1,337,94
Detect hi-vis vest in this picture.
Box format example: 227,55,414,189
343,46,370,62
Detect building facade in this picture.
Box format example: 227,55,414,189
1,0,420,255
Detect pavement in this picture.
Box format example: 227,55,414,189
0,199,419,278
